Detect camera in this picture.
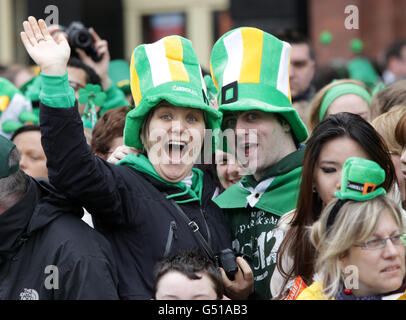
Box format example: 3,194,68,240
65,21,101,62
216,248,239,280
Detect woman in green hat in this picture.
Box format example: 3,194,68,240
297,157,406,300
308,79,372,133
21,16,253,300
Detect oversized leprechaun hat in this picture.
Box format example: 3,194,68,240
124,35,222,150
1,78,37,139
335,157,386,201
210,27,308,143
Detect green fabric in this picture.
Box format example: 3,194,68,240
319,82,372,122
260,32,283,88
1,79,36,136
214,148,304,299
347,57,380,88
335,157,386,201
18,110,39,123
218,84,308,144
99,82,130,115
1,121,23,134
40,72,76,109
0,77,19,102
21,75,41,102
0,135,19,179
117,153,204,204
125,35,220,150
108,60,131,95
210,27,308,144
214,149,303,215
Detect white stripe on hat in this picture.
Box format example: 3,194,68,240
199,66,207,95
277,41,292,99
222,29,243,87
145,39,172,87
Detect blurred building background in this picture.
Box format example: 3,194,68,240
1,0,406,72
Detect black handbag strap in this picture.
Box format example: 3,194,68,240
167,198,216,261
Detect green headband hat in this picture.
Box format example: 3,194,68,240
0,135,19,179
326,157,386,229
319,82,372,122
210,27,308,143
124,35,222,150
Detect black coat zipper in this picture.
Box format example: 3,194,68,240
163,221,177,257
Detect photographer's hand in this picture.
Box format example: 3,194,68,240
76,28,111,90
220,257,254,300
21,17,70,76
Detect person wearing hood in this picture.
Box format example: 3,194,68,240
20,17,253,300
0,135,119,300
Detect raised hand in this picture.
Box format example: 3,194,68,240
20,16,70,76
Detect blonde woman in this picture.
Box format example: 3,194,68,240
297,158,406,300
309,79,372,132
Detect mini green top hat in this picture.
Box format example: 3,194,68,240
124,35,222,150
210,27,308,143
335,157,386,201
108,60,131,95
0,135,19,179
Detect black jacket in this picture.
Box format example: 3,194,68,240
0,178,119,300
39,103,233,300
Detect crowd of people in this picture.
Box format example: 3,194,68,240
1,15,406,301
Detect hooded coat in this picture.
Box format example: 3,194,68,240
0,178,119,300
38,73,233,300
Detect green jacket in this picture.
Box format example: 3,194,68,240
214,148,304,299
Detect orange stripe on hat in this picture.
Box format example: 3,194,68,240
164,36,189,82
130,53,142,106
239,28,263,84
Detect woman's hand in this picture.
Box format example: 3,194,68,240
20,16,70,76
221,256,254,300
107,145,139,164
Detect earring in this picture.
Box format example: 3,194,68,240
344,288,352,295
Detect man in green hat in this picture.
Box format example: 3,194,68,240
0,135,119,299
211,27,309,299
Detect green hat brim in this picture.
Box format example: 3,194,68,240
124,81,222,150
218,83,308,143
335,188,386,201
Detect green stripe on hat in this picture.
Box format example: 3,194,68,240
260,33,283,89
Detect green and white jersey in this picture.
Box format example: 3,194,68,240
214,148,304,299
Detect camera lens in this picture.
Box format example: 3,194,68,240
74,30,92,49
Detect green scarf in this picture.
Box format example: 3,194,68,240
118,154,204,204
214,148,304,216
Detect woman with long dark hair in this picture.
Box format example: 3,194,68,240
271,112,396,299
